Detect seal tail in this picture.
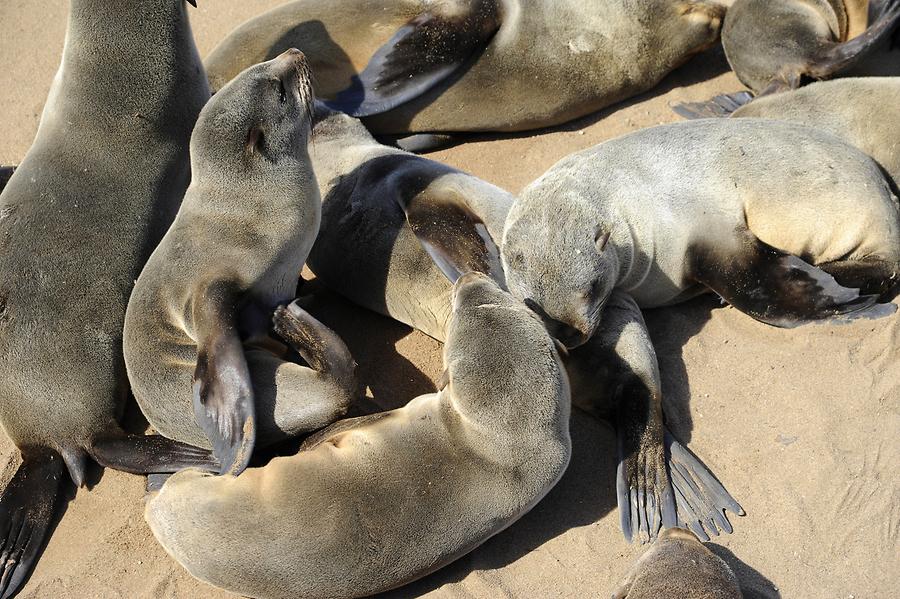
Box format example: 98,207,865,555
671,91,754,120
665,430,744,542
0,448,66,599
807,0,900,80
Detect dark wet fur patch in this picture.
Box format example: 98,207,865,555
690,231,886,327
325,0,501,116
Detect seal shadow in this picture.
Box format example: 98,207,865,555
706,543,782,599
378,412,617,598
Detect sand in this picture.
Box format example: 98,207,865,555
0,1,898,598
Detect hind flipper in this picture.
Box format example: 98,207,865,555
392,133,460,153
691,231,894,327
818,257,900,298
807,1,900,79
90,434,219,474
666,430,743,542
191,280,256,476
672,91,755,119
0,448,65,599
324,0,501,116
0,167,15,194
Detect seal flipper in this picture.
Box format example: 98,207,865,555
191,280,256,476
0,448,65,599
671,91,754,120
90,434,219,474
397,186,505,285
691,232,892,327
324,0,501,117
806,0,900,80
0,167,15,194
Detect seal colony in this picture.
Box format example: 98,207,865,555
0,1,212,595
203,0,726,137
2,0,900,596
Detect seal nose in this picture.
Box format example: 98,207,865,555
274,48,308,68
555,323,589,349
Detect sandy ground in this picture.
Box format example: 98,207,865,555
1,1,899,598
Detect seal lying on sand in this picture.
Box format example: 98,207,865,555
145,273,571,599
124,51,357,477
611,527,743,598
674,77,900,186
306,106,742,542
722,0,900,94
0,1,210,595
502,118,900,345
204,0,726,139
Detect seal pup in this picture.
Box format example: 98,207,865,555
306,106,742,543
501,118,900,348
721,0,900,94
0,1,211,594
203,0,726,138
124,51,357,477
611,527,743,598
675,77,900,188
144,273,570,598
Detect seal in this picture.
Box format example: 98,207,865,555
611,527,743,598
123,51,357,477
144,273,571,599
306,106,743,543
675,77,900,187
721,0,900,94
0,2,211,595
203,0,726,138
501,118,900,347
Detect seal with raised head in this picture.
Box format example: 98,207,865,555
306,106,743,543
145,273,570,599
203,0,726,139
0,1,211,594
611,527,743,598
124,51,357,477
721,0,900,94
677,77,900,189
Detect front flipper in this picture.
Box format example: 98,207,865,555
324,0,501,116
672,91,754,120
0,448,65,599
397,181,505,286
807,0,900,80
691,231,893,327
191,280,255,476
90,433,219,474
666,431,744,541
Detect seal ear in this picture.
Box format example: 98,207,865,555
594,225,611,253
245,127,264,156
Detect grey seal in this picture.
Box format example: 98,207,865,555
0,1,210,595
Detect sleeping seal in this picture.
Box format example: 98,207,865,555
124,51,357,476
306,106,743,543
501,118,900,346
722,0,900,94
145,273,571,598
203,0,726,137
611,527,743,598
0,1,211,594
676,77,900,188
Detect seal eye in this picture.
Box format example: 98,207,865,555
277,79,287,105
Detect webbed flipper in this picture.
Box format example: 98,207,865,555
90,434,219,474
324,0,501,116
0,448,65,599
807,0,900,80
691,232,895,327
672,91,754,119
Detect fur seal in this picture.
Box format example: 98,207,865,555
306,106,743,543
145,273,571,598
0,1,210,595
123,51,357,476
676,77,900,186
721,0,900,94
501,118,900,346
203,0,726,137
611,527,743,598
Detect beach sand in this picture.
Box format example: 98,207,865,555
0,1,898,597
